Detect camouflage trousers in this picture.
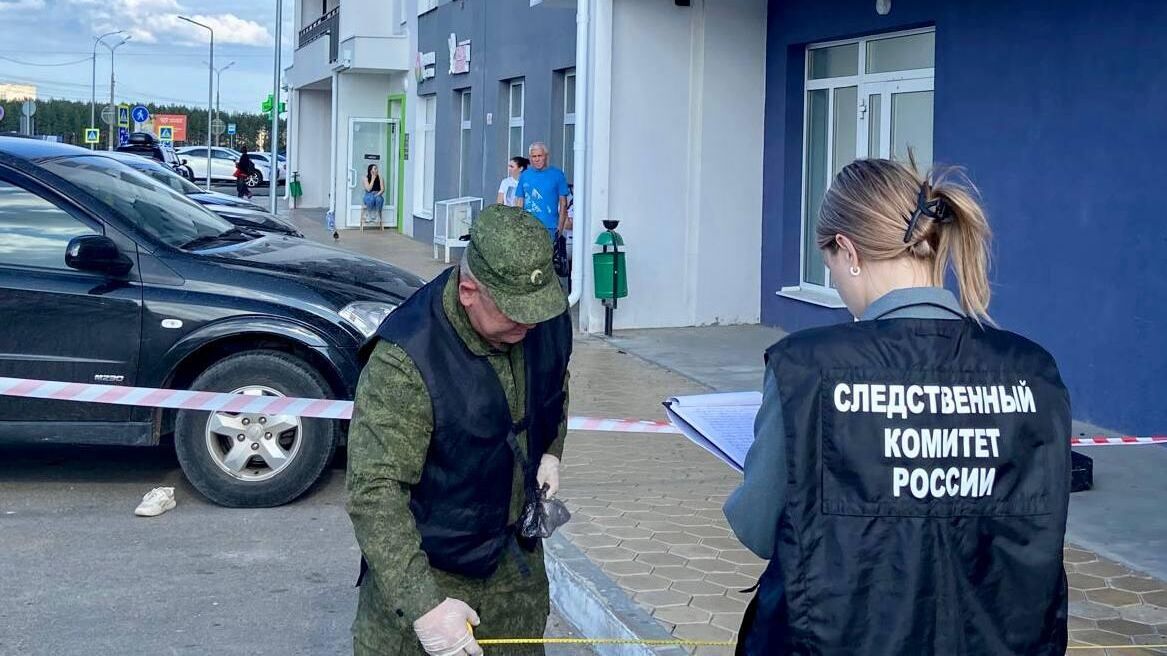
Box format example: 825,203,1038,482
353,543,549,656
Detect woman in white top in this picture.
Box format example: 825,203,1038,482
496,156,529,207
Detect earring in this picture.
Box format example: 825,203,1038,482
849,266,861,277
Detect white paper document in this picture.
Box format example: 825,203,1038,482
663,392,761,472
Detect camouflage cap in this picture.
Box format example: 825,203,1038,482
466,204,567,324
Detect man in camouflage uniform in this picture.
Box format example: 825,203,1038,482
347,205,571,656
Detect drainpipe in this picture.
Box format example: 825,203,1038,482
567,0,590,311
330,71,340,219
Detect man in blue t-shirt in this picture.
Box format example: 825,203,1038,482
515,141,569,239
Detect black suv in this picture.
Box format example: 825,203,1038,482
0,137,424,507
117,131,194,181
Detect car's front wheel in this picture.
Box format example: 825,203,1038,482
175,350,339,507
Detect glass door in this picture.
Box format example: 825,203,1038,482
346,118,399,228
858,77,934,169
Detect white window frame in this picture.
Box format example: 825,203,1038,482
458,89,472,197
562,69,576,181
508,80,525,158
413,95,437,219
418,0,438,16
783,27,935,307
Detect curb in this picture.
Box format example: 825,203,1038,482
546,533,688,656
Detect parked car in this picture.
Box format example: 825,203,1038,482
101,151,303,237
247,152,287,183
0,137,424,507
116,132,194,181
178,145,271,187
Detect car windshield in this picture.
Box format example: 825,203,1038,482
40,155,239,249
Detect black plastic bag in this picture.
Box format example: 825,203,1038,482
553,232,570,278
518,485,572,539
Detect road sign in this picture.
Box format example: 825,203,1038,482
131,105,150,124
118,127,129,146
21,100,36,117
101,105,114,125
210,118,226,136
0,106,5,122
117,104,130,128
84,128,100,144
226,123,236,136
158,126,174,143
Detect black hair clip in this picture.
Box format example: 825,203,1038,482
903,185,954,243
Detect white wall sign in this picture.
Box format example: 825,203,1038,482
448,33,471,74
415,51,437,82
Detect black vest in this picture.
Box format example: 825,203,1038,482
368,268,571,578
738,318,1071,656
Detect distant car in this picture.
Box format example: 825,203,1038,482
178,146,271,187
101,151,303,237
0,136,424,508
247,153,286,183
116,132,194,181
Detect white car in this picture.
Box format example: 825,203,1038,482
178,146,272,187
247,153,286,183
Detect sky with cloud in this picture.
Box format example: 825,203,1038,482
0,0,293,113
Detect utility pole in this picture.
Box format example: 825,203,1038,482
91,30,124,150
180,16,214,191
269,0,283,214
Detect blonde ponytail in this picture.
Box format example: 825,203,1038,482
816,158,995,325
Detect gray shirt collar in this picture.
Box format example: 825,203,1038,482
860,287,966,321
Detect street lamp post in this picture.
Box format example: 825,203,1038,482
179,15,214,191
100,35,132,150
210,61,235,146
91,30,125,150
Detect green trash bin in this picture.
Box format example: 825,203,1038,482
289,171,303,200
592,252,627,300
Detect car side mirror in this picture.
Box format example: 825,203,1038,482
66,235,133,277
182,158,188,165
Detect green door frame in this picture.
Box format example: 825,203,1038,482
388,93,408,231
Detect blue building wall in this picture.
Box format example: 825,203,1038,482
415,0,576,244
761,0,1167,433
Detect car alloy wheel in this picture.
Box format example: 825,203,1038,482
204,385,302,482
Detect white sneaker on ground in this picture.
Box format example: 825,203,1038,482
134,487,176,517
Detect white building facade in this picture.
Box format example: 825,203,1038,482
573,0,767,333
286,0,418,231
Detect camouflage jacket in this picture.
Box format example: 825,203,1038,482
345,269,569,624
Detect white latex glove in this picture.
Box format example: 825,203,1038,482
413,597,482,656
536,454,561,498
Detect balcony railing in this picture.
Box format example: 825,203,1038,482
297,6,340,62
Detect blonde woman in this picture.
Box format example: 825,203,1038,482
727,158,1071,655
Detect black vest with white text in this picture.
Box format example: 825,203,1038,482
737,318,1071,656
368,268,571,579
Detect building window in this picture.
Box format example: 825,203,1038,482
414,95,437,217
799,28,934,290
507,80,525,159
562,69,576,183
458,89,472,197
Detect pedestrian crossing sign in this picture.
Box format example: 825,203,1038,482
158,126,174,143
84,128,100,144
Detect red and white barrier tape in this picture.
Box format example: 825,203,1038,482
0,377,1161,445
0,376,679,434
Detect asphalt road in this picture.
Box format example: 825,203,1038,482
0,442,593,656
